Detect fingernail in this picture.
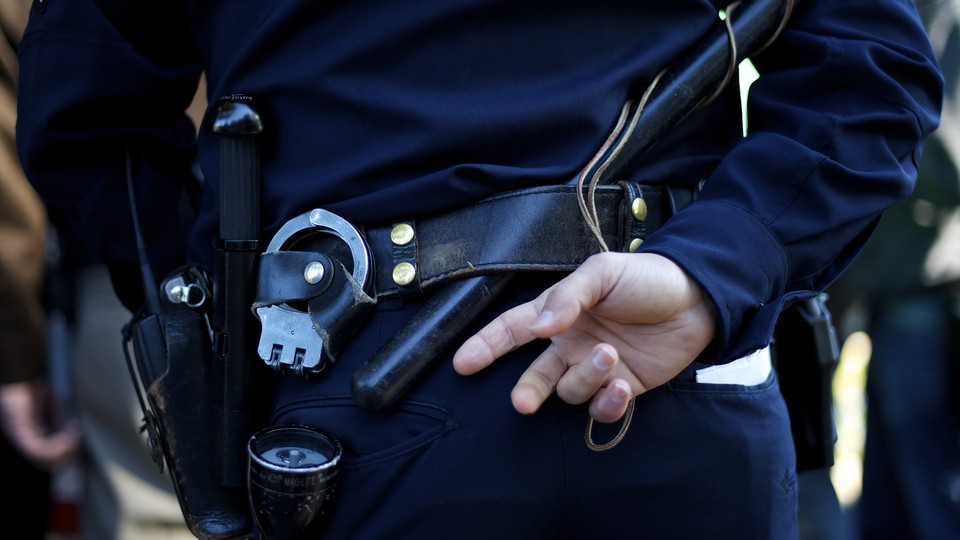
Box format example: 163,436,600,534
612,379,631,399
591,348,614,370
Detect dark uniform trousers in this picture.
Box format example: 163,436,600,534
273,275,798,540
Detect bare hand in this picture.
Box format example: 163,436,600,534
0,380,81,470
453,252,717,423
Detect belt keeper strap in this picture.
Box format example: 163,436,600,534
388,220,420,296
619,181,649,253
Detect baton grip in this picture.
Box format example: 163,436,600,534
352,274,512,411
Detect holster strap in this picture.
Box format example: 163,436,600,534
365,182,697,299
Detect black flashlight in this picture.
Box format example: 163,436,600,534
247,425,343,539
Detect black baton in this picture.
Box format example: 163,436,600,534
208,94,264,487
352,0,792,411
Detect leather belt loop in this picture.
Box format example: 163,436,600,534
619,181,648,253
388,220,421,296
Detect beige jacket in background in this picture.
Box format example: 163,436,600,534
0,0,47,383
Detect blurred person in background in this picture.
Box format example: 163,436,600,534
0,0,80,538
828,0,960,538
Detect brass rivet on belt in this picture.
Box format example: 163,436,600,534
304,261,325,284
390,223,415,246
629,238,643,252
631,198,648,221
392,262,416,286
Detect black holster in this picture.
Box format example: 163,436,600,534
124,266,253,539
772,295,841,472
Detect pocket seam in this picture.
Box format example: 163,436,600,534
272,395,459,470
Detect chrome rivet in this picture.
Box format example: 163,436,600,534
392,262,416,286
304,261,325,284
631,198,648,221
391,223,415,246
629,238,643,252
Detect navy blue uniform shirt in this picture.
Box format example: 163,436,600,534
16,0,942,363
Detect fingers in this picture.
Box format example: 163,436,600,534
509,346,568,414
0,382,82,470
554,343,618,405
455,253,681,424
453,260,607,376
588,379,633,423
18,421,82,471
453,301,542,375
531,264,608,334
511,343,635,423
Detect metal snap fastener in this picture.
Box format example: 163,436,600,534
392,262,417,286
390,223,415,246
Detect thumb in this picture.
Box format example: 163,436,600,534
528,255,613,337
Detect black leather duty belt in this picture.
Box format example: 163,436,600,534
251,180,698,375
363,181,698,300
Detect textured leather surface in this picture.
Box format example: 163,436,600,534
129,271,253,540
365,182,697,298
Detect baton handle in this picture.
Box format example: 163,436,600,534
352,274,511,411
599,0,792,181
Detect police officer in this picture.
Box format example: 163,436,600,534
17,1,942,539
